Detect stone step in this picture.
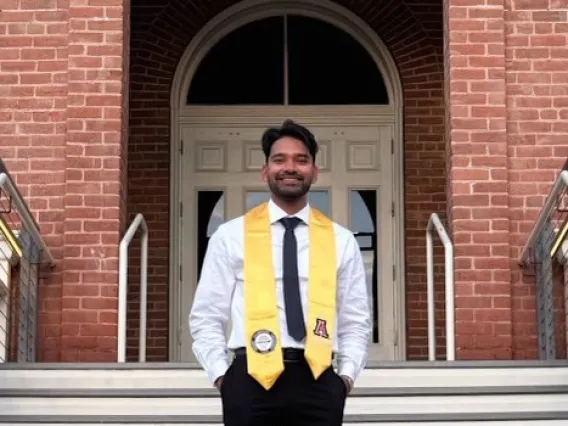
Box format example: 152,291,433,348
0,414,567,425
3,385,567,397
1,361,567,424
1,393,567,417
2,360,567,390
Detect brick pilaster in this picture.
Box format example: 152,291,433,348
444,0,512,359
61,0,130,361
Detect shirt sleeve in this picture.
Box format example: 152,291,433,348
188,224,235,385
335,233,372,383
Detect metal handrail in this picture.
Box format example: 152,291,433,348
518,170,568,267
426,213,455,361
0,173,55,268
118,213,148,362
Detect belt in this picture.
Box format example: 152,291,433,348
233,347,335,362
233,347,306,362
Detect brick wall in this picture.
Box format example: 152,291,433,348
505,2,568,359
445,0,513,359
0,3,68,361
446,0,568,359
127,0,447,360
0,1,130,361
5,0,564,362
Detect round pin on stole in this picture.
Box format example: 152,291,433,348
251,330,277,353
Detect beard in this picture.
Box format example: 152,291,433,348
267,173,312,201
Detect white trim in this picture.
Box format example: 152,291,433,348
0,233,17,363
426,213,455,361
180,106,397,124
169,0,406,361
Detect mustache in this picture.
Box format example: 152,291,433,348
276,173,303,180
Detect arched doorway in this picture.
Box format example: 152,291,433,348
169,0,406,362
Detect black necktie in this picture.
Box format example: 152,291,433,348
280,217,306,342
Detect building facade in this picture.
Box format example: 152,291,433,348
0,0,567,364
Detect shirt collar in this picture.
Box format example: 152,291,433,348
268,198,310,225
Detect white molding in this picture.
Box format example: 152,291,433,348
558,240,568,358
0,231,19,295
180,105,397,123
0,235,17,363
169,0,406,361
0,241,12,295
555,240,568,265
565,258,568,359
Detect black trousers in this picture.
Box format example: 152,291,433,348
220,354,347,426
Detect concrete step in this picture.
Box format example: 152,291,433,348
1,393,567,417
2,360,568,390
1,418,568,425
1,360,567,424
0,419,566,426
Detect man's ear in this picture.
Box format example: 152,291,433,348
261,164,268,183
311,164,319,184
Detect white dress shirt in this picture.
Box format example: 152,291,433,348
189,199,372,386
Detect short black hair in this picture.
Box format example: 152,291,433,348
261,119,318,162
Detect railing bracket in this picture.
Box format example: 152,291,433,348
426,213,455,362
118,213,148,363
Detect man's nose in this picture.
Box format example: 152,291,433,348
282,162,298,173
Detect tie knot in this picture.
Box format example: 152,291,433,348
280,217,301,230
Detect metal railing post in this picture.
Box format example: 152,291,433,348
519,170,568,267
518,169,568,360
0,172,56,363
426,213,455,361
118,213,148,363
0,173,56,268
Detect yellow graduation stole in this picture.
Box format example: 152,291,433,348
244,202,337,390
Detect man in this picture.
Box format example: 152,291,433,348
189,119,371,426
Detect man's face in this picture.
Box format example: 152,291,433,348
262,136,318,201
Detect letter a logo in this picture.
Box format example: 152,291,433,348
313,318,329,339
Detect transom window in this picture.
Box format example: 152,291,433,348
187,15,389,105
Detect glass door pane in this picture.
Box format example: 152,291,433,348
349,189,379,343
187,17,285,105
197,190,225,279
286,15,388,105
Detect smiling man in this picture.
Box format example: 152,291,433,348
189,119,371,426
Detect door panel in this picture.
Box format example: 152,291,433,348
180,122,395,361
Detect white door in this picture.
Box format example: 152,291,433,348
179,119,396,361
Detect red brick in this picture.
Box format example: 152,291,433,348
505,0,567,358
3,0,562,363
446,0,512,359
0,0,68,361
124,0,446,361
0,0,129,362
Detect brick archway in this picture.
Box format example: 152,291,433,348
169,0,406,361
127,0,445,361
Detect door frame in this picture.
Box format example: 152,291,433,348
171,108,406,362
168,0,406,362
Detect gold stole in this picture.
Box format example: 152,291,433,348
244,202,337,390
